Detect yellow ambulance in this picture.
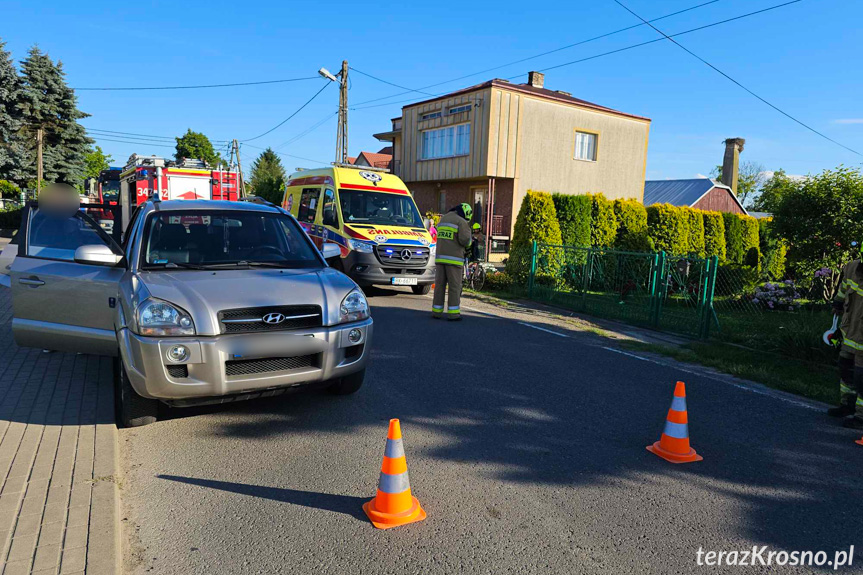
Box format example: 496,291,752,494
282,165,435,293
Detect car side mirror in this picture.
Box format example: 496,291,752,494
322,209,337,227
423,218,431,230
74,244,122,266
321,242,340,261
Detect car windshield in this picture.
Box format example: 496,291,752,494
140,210,323,270
339,189,423,227
101,180,120,203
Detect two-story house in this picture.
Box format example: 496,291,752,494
375,72,650,254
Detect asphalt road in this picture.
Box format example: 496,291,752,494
120,288,863,575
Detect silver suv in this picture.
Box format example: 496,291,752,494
10,199,373,426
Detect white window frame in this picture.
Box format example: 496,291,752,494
420,111,442,121
573,130,599,162
448,104,471,115
420,123,471,160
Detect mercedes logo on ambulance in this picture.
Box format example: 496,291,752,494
262,313,287,325
359,171,382,184
400,249,413,261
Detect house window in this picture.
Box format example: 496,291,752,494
421,124,471,160
574,131,598,162
448,104,471,115
420,111,442,121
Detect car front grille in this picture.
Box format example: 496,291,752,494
224,354,318,377
375,245,430,268
218,305,323,334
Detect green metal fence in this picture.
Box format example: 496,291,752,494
489,241,835,360
510,241,718,337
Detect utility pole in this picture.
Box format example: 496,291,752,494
232,139,246,197
36,127,43,196
335,60,349,164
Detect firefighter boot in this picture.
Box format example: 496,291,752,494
842,416,863,430
830,355,857,417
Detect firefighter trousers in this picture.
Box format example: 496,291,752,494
839,348,863,420
432,264,463,319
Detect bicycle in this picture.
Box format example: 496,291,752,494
463,259,486,291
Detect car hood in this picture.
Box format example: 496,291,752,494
136,267,360,335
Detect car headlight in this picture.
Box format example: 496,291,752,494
348,239,375,253
339,289,370,323
136,298,195,336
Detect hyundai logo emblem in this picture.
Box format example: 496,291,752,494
262,312,286,325
400,249,412,261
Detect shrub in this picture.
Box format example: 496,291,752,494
759,218,787,280
424,211,441,226
590,194,618,248
646,204,689,255
749,280,801,311
702,211,727,261
552,193,591,247
613,199,652,251
722,212,758,265
508,191,562,280
0,208,22,229
483,271,514,292
0,180,20,199
715,263,760,297
685,208,705,256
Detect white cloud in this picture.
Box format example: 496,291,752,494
832,119,863,124
695,173,711,179
761,170,806,181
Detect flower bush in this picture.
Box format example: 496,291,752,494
750,280,801,311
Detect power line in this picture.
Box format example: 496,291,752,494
87,135,176,149
350,0,805,112
273,112,338,151
241,82,331,142
87,128,229,144
75,76,319,91
244,143,330,167
612,0,861,157
349,67,436,98
349,0,722,109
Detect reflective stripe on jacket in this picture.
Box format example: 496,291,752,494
435,211,471,266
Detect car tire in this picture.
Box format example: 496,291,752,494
328,368,365,395
116,358,159,428
411,284,431,295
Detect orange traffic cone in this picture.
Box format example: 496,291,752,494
856,436,863,446
363,419,426,529
647,381,703,463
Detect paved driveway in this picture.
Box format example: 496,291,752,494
120,289,863,574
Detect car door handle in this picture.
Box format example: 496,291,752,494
19,278,45,287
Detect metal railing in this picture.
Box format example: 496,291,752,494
490,241,835,361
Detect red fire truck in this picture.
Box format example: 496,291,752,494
117,154,241,229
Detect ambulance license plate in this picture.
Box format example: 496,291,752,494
391,277,418,286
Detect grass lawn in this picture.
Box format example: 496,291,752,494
622,340,838,405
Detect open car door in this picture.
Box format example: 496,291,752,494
10,203,125,356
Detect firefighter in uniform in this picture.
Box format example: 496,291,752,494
831,257,863,429
432,203,473,320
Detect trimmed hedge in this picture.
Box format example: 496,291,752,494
646,204,689,255
685,208,705,257
590,194,618,248
741,215,760,268
613,198,652,252
552,193,592,247
702,211,727,261
508,191,562,280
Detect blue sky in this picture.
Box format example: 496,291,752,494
2,0,861,180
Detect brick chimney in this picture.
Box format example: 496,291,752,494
527,71,545,89
721,138,745,195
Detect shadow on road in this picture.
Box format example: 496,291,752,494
157,474,369,521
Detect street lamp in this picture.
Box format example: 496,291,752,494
318,67,338,82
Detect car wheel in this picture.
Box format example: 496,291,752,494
411,284,431,295
116,358,159,428
328,368,365,395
